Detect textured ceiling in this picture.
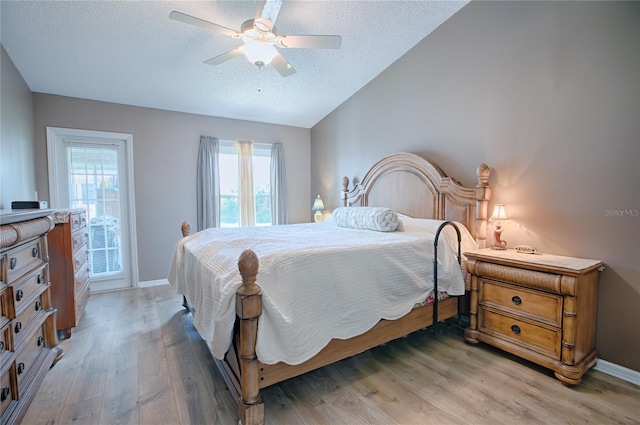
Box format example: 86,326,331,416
1,1,468,128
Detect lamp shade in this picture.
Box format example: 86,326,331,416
311,195,325,211
490,204,508,221
243,41,278,65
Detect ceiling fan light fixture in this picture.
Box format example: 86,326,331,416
243,41,277,66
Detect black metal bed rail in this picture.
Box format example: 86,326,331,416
433,221,462,325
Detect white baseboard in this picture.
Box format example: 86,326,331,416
594,359,640,386
138,279,169,288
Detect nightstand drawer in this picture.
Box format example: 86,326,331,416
480,279,562,327
479,307,561,359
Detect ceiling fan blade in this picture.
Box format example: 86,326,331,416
169,11,239,38
271,52,296,77
254,0,282,32
277,35,342,49
204,47,244,65
254,1,267,21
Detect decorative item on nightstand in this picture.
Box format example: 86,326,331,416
312,195,325,223
490,204,508,250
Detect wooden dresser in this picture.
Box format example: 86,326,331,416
464,248,603,385
0,209,63,425
49,209,90,339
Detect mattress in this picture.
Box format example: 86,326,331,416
168,216,476,365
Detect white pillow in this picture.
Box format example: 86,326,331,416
333,207,399,232
397,215,478,254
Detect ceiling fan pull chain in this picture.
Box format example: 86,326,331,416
257,63,263,93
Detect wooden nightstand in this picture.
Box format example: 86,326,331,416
463,248,603,386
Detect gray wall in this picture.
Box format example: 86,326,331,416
33,94,311,283
0,45,36,209
311,1,640,371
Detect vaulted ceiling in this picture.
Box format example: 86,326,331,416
1,1,468,128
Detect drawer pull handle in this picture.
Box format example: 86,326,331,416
511,324,521,335
14,322,22,334
16,290,23,302
512,296,522,305
32,246,39,257
10,258,17,269
35,301,42,311
17,362,25,375
1,387,9,401
37,336,44,347
38,274,44,283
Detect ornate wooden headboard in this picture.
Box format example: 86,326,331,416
342,152,491,248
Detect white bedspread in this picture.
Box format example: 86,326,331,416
168,219,473,365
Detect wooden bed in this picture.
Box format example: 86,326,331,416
178,152,491,425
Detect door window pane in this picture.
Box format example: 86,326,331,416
67,145,122,276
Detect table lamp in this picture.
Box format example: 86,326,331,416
312,195,325,223
490,204,508,250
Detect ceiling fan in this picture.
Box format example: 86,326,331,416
170,0,342,77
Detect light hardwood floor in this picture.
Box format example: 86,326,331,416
22,285,640,425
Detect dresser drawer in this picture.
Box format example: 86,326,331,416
479,307,561,359
75,282,90,326
75,261,90,293
480,279,563,327
72,228,88,253
15,326,47,390
3,239,44,284
12,295,46,348
74,248,89,275
11,265,47,319
70,212,87,232
0,324,9,354
0,287,8,323
0,368,14,418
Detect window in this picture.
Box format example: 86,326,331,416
219,141,272,227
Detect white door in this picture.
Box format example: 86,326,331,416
47,127,138,292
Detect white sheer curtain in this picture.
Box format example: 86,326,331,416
270,142,287,225
197,136,220,231
236,140,255,227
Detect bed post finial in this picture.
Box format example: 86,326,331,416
474,164,491,249
477,163,490,186
181,221,191,237
342,176,350,207
238,249,260,296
